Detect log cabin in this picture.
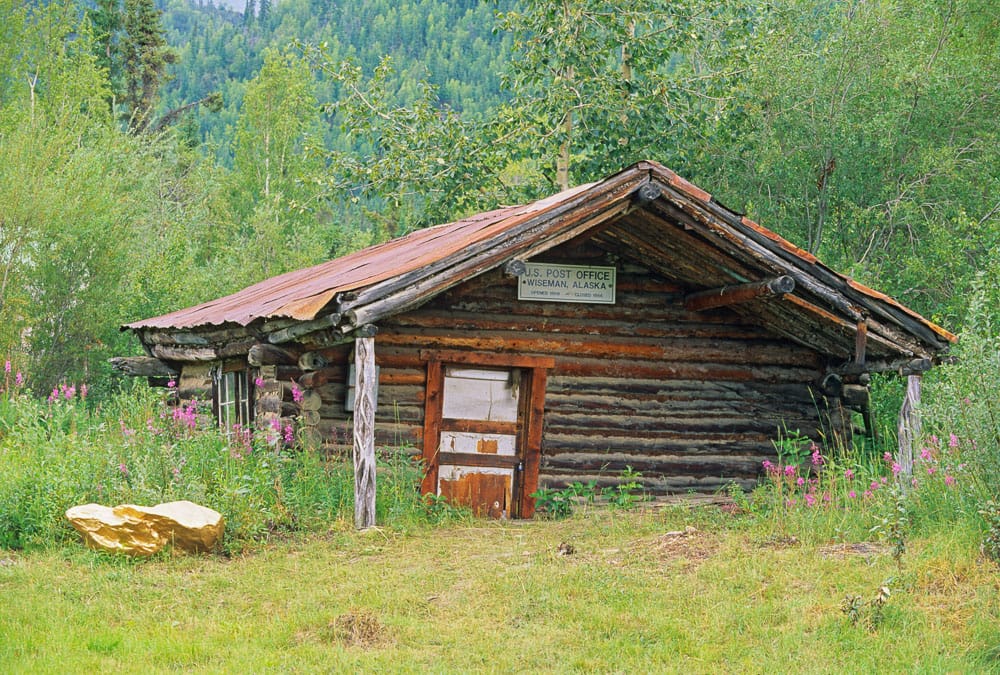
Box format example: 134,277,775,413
112,161,955,522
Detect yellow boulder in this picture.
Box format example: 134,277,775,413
65,500,224,556
65,503,164,556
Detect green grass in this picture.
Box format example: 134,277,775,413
2,507,998,673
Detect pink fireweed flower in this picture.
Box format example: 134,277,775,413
63,385,75,400
848,490,857,499
805,494,817,507
870,481,880,491
927,466,937,476
929,435,939,446
891,462,901,476
167,379,176,388
785,498,796,507
911,478,919,488
3,360,9,373
48,387,58,402
796,477,805,487
811,448,824,466
762,459,774,472
863,490,873,499
944,475,956,486
80,384,87,399
269,417,281,432
880,476,888,485
283,424,295,445
883,451,893,463
784,465,796,477
844,468,855,480
254,376,265,388
920,448,932,461
15,372,23,386
291,385,304,404
118,463,128,476
949,433,959,448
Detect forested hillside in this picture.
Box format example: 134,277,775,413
0,0,997,396
158,0,514,162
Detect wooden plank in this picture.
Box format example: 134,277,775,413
420,358,444,495
108,356,178,377
352,336,377,529
519,365,548,518
440,418,517,435
151,344,217,362
438,452,520,468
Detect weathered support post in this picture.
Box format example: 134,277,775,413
897,374,921,488
353,335,377,529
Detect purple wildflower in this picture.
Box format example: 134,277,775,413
291,385,304,404
283,424,295,445
944,475,956,487
949,433,959,448
844,468,855,480
254,376,265,388
784,465,796,477
848,490,857,499
15,372,23,386
891,462,901,476
3,360,9,373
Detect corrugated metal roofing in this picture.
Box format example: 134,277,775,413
127,182,596,330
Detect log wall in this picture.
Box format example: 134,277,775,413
241,256,845,494
321,259,842,495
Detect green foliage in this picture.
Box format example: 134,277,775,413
0,382,450,552
532,468,645,518
497,0,756,189
699,0,1000,324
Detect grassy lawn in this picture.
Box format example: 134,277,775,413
2,505,998,673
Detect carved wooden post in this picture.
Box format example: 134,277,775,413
897,374,921,488
353,336,377,529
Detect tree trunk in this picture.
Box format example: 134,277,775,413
897,374,921,487
353,336,377,529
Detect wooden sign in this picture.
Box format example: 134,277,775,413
517,263,616,304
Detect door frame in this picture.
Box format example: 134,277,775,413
419,350,554,518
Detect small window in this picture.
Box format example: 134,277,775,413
217,369,252,438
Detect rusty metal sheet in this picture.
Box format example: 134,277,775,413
127,184,599,331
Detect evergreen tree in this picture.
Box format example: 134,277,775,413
121,0,176,131
87,0,124,106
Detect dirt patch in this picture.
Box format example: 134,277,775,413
642,526,719,568
327,608,391,649
758,534,800,549
818,542,890,560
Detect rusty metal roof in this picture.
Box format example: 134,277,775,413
127,183,596,330
126,160,955,360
